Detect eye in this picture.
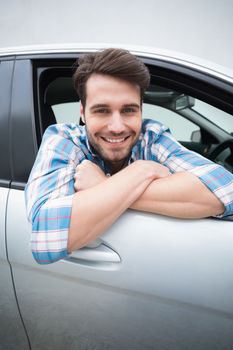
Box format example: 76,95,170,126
94,108,110,114
122,107,137,114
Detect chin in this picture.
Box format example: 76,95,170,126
104,156,130,166
96,142,134,164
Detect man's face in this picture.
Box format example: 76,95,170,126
80,74,142,170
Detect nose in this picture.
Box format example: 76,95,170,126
107,113,125,134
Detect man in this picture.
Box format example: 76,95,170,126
25,48,233,264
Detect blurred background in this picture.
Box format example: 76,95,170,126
0,0,232,70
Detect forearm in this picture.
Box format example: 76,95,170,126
68,161,156,251
130,172,224,218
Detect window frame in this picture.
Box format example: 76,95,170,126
8,51,231,187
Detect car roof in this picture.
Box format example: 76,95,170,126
1,43,233,84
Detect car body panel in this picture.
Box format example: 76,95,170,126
6,189,233,349
0,188,29,350
0,58,30,349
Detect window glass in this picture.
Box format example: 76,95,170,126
52,102,80,124
142,103,200,141
192,100,233,134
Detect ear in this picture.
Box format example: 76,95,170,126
80,103,85,124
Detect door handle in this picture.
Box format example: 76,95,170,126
69,244,121,263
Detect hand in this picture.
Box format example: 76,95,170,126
130,160,171,181
74,160,106,192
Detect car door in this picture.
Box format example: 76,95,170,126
0,59,30,349
6,52,233,350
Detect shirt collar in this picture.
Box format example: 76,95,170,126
85,136,98,157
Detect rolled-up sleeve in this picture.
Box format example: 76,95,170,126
25,124,85,264
189,163,233,218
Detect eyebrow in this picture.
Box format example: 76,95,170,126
90,104,109,111
90,103,140,111
122,103,141,109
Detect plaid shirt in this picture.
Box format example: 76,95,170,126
25,119,233,264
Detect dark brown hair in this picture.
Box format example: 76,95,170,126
73,48,150,107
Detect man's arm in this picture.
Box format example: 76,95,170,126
130,171,224,218
139,121,233,219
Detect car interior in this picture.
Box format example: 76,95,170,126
36,65,233,173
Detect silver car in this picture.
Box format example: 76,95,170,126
0,45,233,350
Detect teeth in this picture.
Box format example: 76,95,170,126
105,138,125,143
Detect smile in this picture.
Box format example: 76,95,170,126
101,136,130,143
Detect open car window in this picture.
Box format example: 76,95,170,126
36,61,233,173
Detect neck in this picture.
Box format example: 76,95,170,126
106,158,129,175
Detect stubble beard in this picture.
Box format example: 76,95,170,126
85,127,139,169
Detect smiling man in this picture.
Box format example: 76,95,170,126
25,48,233,264
80,74,142,172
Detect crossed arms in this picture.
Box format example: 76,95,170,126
68,159,224,252
25,124,233,264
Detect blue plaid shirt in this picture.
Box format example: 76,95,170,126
25,119,233,264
